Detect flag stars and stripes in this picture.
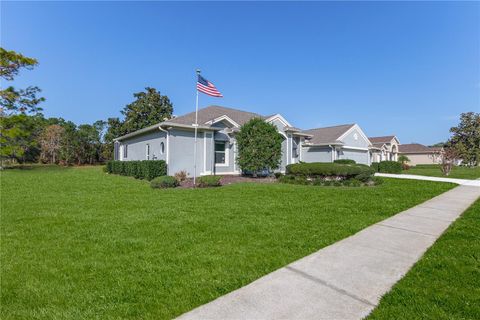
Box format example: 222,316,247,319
197,75,223,97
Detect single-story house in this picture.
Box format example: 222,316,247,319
114,105,373,176
302,124,372,165
368,135,400,162
398,143,443,166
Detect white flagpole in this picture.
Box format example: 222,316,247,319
193,69,201,186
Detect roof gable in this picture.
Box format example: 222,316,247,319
304,124,355,145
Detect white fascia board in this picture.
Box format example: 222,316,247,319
340,146,370,151
265,114,292,127
206,115,240,128
338,124,372,146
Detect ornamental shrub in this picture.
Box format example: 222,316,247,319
274,172,283,179
370,162,380,172
286,162,374,180
196,175,222,188
378,161,402,174
236,118,283,174
150,176,178,189
105,160,167,180
334,159,356,165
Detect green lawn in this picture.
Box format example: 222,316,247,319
1,166,454,319
368,200,480,319
403,164,480,180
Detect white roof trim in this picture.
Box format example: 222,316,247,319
265,114,292,127
337,124,372,146
205,115,240,128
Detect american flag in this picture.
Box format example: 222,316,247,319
197,75,223,97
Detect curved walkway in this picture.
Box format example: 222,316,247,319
178,182,480,320
375,173,480,186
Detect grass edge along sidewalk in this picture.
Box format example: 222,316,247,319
367,198,480,319
403,164,480,180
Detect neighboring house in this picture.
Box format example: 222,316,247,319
368,135,400,162
302,124,372,165
398,143,443,166
114,105,372,176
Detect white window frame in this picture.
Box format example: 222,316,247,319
123,144,128,159
214,141,229,167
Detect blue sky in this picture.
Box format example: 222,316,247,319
2,1,479,145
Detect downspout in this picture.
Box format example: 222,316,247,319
329,145,334,162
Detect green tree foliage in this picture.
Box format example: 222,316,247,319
398,155,410,164
0,48,45,166
121,87,173,134
73,121,106,165
449,112,480,166
102,117,124,160
0,114,42,163
236,118,283,174
0,48,45,115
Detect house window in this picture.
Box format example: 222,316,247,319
146,144,150,160
123,144,128,158
160,142,165,154
215,141,226,164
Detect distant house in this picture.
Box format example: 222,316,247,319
398,143,443,166
303,124,372,165
368,135,400,162
114,105,373,176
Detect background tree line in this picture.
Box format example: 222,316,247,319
0,48,173,167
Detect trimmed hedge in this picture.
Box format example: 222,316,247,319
286,162,374,180
376,161,402,174
333,159,356,165
150,176,178,189
196,175,222,188
105,160,167,181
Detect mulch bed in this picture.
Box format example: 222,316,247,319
178,175,276,188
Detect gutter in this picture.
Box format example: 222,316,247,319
114,121,220,141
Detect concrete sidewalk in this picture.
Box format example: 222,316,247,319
177,185,480,320
375,173,480,186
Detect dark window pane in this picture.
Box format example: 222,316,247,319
215,152,225,164
215,142,225,152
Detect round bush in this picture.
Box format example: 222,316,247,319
196,175,222,188
150,176,179,189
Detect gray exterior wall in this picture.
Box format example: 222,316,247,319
301,146,332,163
337,149,369,165
119,130,166,161
168,128,214,177
341,128,370,149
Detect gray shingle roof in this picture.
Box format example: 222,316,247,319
371,142,386,149
303,124,355,145
398,143,434,154
369,136,396,143
168,105,263,127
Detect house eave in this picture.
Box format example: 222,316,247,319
114,122,219,141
